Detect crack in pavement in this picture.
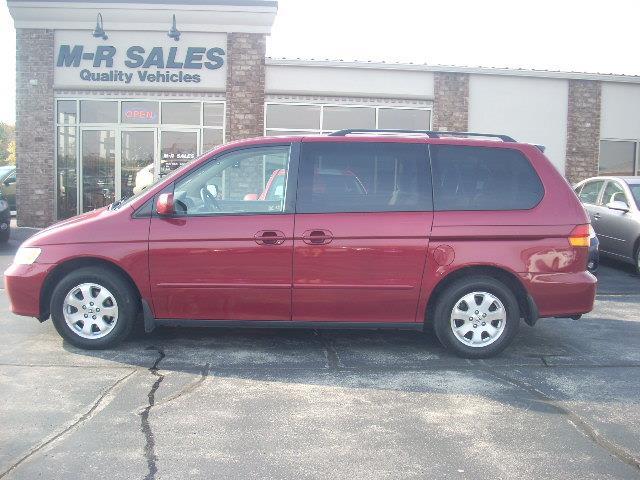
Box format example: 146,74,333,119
485,369,640,474
140,346,166,480
313,330,343,370
151,363,210,411
0,368,136,479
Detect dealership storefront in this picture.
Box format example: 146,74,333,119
8,0,640,227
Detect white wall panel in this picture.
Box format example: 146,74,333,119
468,74,569,173
601,82,640,140
266,65,434,100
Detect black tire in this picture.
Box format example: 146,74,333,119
635,245,640,276
432,276,520,359
50,267,138,349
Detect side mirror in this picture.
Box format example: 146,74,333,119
606,200,629,213
156,192,175,216
4,178,15,186
243,193,259,201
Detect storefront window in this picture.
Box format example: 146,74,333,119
599,140,637,175
57,100,77,125
161,131,198,176
121,131,155,198
202,128,224,152
121,101,159,124
323,106,376,131
162,102,200,125
54,99,225,219
203,103,225,127
265,103,431,135
80,100,118,123
266,104,320,130
56,127,77,219
81,130,116,212
378,108,431,130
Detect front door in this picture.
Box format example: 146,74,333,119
80,128,116,212
292,141,433,323
149,144,295,321
121,129,157,198
598,180,636,259
159,129,200,178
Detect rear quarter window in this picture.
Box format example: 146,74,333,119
430,145,544,211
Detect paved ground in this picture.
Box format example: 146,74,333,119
0,233,639,479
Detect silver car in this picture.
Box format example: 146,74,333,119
574,176,640,274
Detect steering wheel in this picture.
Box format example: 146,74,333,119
200,186,221,211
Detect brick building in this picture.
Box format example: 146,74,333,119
7,0,640,227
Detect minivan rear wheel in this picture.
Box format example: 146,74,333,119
432,276,520,358
50,267,137,349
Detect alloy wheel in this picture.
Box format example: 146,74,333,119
450,291,506,347
63,283,119,339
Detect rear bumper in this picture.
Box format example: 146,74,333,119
520,271,597,318
4,262,53,318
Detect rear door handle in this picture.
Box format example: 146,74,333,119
254,230,286,245
302,229,333,245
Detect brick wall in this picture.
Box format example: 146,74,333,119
15,29,56,228
225,33,266,141
432,72,469,132
565,79,601,184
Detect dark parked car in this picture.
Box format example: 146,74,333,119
0,166,16,211
0,192,10,243
574,176,640,274
5,130,596,358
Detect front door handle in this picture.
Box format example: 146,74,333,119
254,230,286,245
302,229,333,245
593,213,601,220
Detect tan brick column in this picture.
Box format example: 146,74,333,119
565,79,601,184
225,33,266,141
15,29,56,227
432,72,469,132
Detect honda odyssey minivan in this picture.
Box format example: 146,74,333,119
4,130,597,358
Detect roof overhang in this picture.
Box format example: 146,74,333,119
266,58,640,85
7,0,278,33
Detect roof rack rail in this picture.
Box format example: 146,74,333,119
328,129,516,142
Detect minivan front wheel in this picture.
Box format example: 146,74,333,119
50,267,137,349
433,276,520,358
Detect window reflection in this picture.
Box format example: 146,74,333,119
82,130,116,212
57,127,77,219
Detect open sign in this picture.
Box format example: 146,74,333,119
124,109,155,120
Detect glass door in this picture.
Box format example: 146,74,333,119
121,129,157,199
80,128,116,213
159,129,200,178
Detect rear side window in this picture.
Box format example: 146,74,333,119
430,145,544,211
578,180,604,205
297,142,432,213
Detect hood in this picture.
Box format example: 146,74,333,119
23,206,125,247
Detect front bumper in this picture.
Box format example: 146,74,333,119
520,271,597,318
4,262,53,318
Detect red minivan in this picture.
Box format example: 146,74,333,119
4,130,597,358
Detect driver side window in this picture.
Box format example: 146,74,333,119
601,181,628,207
173,145,291,216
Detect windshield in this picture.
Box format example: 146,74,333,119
628,183,640,209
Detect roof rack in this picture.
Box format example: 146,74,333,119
328,129,516,142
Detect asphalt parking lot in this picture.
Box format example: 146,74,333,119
0,234,639,480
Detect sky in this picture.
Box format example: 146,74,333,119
1,0,639,124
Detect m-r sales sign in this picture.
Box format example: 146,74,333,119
54,31,228,90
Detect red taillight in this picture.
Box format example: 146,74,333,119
568,224,590,247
